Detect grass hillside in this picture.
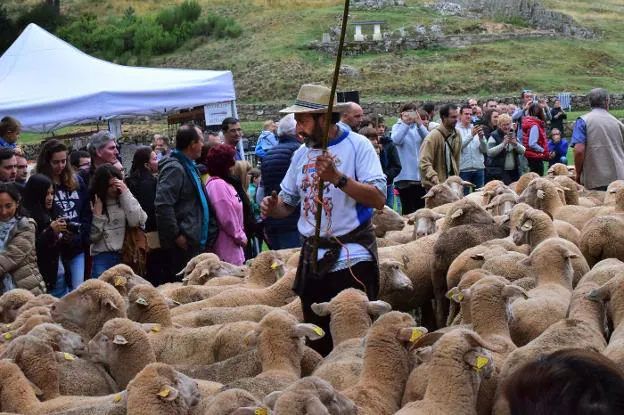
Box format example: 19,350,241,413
5,0,624,104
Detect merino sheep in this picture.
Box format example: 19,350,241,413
423,183,460,210
15,294,57,316
51,279,126,340
193,388,266,415
127,284,174,326
604,180,624,205
26,323,86,356
0,289,35,323
513,172,539,195
398,329,504,415
173,304,284,327
267,376,357,415
0,305,50,336
579,214,624,267
408,208,444,239
98,264,152,299
342,311,428,415
437,198,496,233
182,259,247,286
204,250,285,288
373,206,406,237
126,362,202,415
485,193,517,216
176,252,220,278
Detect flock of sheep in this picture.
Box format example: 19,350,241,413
0,161,623,414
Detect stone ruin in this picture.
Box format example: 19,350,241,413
352,0,405,10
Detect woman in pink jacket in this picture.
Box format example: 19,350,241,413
204,144,247,265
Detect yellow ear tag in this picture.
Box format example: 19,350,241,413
113,393,122,403
453,293,464,303
3,332,12,340
311,326,325,337
4,324,11,329
409,328,424,343
150,325,161,333
157,388,170,398
475,356,489,370
255,408,268,415
113,276,125,287
270,262,279,270
63,352,76,361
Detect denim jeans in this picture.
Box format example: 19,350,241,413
48,259,68,298
265,229,301,250
385,185,395,210
66,252,85,290
91,252,121,279
459,169,485,195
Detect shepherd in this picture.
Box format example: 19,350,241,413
260,84,386,357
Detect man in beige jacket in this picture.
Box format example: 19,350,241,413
419,104,462,189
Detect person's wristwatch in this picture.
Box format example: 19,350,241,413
334,174,348,189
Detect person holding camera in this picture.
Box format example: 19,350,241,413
35,140,91,291
486,114,526,185
457,104,488,193
550,99,567,133
390,103,429,214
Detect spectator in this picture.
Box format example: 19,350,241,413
221,117,245,161
507,103,517,116
0,148,16,183
360,125,401,210
498,103,509,115
89,164,146,278
486,113,525,185
480,108,500,139
548,128,569,167
0,183,46,294
155,124,212,282
423,102,440,131
468,98,479,123
457,104,488,193
550,99,567,133
35,140,90,290
231,160,257,259
13,147,28,188
69,150,90,174
196,143,212,183
502,349,624,415
391,103,429,214
112,159,126,178
204,130,221,146
337,102,364,132
0,116,20,149
80,130,119,186
260,113,302,250
254,120,278,160
485,99,498,110
420,104,462,189
126,146,166,286
205,144,247,265
22,174,65,296
539,98,552,124
261,84,385,356
573,88,624,190
152,134,170,161
522,102,549,175
247,168,261,222
474,105,483,120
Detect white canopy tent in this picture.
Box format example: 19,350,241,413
0,23,236,133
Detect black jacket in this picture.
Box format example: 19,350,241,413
260,135,301,230
126,171,157,233
33,214,61,290
379,136,402,184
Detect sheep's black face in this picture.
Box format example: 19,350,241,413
174,371,201,409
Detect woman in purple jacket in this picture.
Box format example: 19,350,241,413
204,144,247,265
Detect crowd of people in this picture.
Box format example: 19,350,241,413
0,86,621,315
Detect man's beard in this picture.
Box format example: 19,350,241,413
302,119,325,148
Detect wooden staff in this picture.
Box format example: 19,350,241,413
311,0,351,273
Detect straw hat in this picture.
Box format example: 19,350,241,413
280,84,350,114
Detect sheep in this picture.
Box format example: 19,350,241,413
193,388,266,415
445,175,474,199
182,258,247,286
26,323,86,356
0,359,126,414
224,309,325,400
311,289,392,390
341,311,428,415
51,279,126,340
437,199,496,233
508,238,578,346
480,252,531,284
0,305,50,337
204,250,285,288
604,180,624,205
579,214,624,267
512,171,539,195
173,304,285,327
547,162,569,177
266,376,357,415
431,221,510,328
586,275,624,372
0,289,35,323
98,263,152,299
15,293,57,316
171,270,297,316
485,193,517,217
126,362,202,415
407,208,444,239
446,269,492,326
55,350,119,397
423,183,460,210
372,205,406,237
176,252,221,278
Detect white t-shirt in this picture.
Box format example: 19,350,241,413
280,129,386,269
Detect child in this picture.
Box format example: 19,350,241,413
90,164,146,278
23,174,68,296
247,168,262,222
548,128,569,167
0,183,46,294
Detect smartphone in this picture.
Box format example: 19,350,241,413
405,111,417,118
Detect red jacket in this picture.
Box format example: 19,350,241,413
522,116,548,160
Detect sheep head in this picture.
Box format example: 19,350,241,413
99,264,151,298
445,175,474,198
0,289,35,324
267,376,357,415
249,251,286,284
408,208,444,238
127,285,172,326
439,198,495,232
515,172,540,195
549,163,569,177
372,205,406,237
176,252,220,278
380,260,413,293
485,193,518,216
423,183,460,208
519,239,578,288
27,323,85,356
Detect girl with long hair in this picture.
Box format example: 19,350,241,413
521,103,548,175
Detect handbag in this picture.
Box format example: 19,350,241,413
121,227,147,276
146,231,161,251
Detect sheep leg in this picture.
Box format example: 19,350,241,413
420,301,437,331
431,265,449,329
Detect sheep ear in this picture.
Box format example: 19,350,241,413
586,284,612,302
367,300,392,317
292,323,325,340
112,335,128,345
518,256,532,267
311,302,331,317
102,298,119,311
463,349,493,375
242,329,259,347
470,254,485,261
446,287,468,303
450,209,464,219
502,284,529,300
565,251,579,259
462,180,474,187
461,330,506,353
396,327,428,343
422,190,435,199
263,391,283,409
156,386,179,401
135,297,149,306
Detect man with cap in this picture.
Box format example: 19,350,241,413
261,84,386,357
79,130,120,186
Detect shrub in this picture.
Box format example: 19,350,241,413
17,2,63,33
0,5,17,54
156,0,202,32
